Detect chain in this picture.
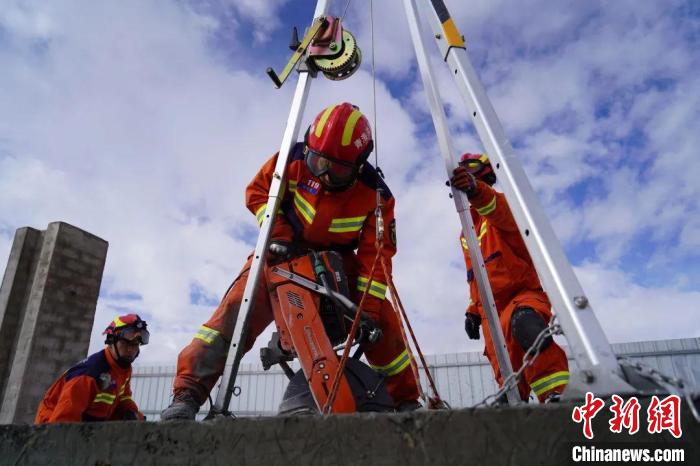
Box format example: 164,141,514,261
473,315,562,408
617,356,700,423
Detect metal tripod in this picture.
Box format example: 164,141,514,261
211,0,665,415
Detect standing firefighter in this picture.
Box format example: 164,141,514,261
451,153,569,402
35,314,148,423
161,102,420,420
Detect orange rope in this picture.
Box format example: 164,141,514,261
378,256,426,402
379,256,444,408
322,240,383,414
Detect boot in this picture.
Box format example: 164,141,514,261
160,390,200,421
396,400,422,412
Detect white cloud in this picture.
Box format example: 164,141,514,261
1,0,698,381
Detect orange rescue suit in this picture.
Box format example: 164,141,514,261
173,143,418,407
35,348,143,423
461,180,569,401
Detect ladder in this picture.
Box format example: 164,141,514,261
210,0,650,415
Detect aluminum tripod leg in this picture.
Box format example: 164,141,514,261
404,0,521,405
210,0,331,415
417,0,635,396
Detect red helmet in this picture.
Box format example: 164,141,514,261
103,314,149,345
304,103,374,188
459,153,496,184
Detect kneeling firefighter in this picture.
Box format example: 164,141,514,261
35,314,147,423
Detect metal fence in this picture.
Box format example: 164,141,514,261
131,337,700,420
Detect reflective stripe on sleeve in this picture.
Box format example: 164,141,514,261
329,215,366,233
476,195,497,216
357,276,387,300
369,349,411,377
531,371,569,396
255,204,267,226
93,392,116,405
194,325,221,345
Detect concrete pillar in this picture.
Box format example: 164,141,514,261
0,222,108,424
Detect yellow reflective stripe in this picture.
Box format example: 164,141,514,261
255,204,267,226
194,325,220,345
479,154,489,163
113,316,126,327
93,392,116,405
293,191,316,224
476,195,497,216
314,105,336,138
329,215,366,233
370,350,411,377
288,180,297,193
477,220,488,243
119,395,133,402
461,236,468,250
357,276,387,300
341,110,363,146
531,371,570,396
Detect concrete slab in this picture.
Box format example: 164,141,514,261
1,403,697,465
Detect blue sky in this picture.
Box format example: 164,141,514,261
0,0,698,366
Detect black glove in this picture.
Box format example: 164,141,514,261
465,313,481,340
451,166,478,198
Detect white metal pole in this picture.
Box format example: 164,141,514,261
211,0,332,414
418,0,635,395
403,0,521,405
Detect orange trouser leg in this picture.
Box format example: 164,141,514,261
361,298,420,406
482,290,569,402
173,257,274,405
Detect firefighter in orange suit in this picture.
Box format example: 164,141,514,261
161,102,420,420
451,153,569,402
35,314,147,423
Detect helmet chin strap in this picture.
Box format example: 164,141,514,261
112,340,138,368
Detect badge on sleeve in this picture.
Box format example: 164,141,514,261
389,219,397,246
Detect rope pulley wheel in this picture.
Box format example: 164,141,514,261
312,29,362,81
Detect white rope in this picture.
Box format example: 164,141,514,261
370,0,379,169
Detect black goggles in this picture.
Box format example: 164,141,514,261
459,159,489,174
117,327,149,345
305,148,358,188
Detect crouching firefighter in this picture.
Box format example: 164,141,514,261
161,102,420,420
35,314,148,423
451,153,570,403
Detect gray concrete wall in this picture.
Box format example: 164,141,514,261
0,222,108,424
0,228,43,404
0,402,697,465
